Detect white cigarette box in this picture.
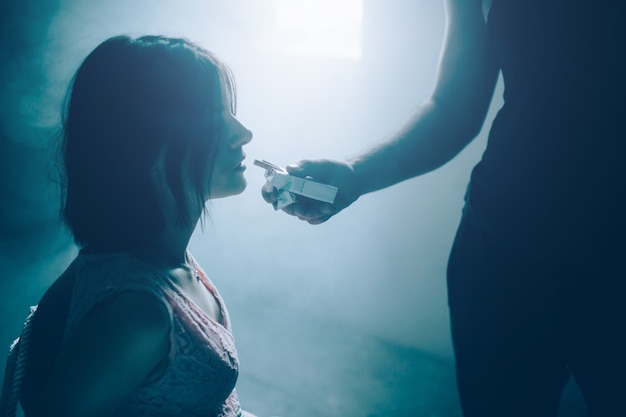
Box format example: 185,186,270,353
254,159,338,206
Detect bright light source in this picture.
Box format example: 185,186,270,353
273,0,363,59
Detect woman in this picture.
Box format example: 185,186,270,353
18,35,255,416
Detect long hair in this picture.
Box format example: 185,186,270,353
60,35,236,250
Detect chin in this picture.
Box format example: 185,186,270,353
209,179,247,199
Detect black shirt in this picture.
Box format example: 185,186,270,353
467,0,626,261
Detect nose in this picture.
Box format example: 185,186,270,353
231,118,253,148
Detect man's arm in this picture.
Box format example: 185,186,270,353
350,0,498,194
266,0,500,223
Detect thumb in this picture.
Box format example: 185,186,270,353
285,161,306,175
286,160,324,178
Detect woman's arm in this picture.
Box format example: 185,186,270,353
28,291,171,417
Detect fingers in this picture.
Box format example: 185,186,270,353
261,184,275,204
261,182,333,219
280,204,299,216
262,159,349,224
307,215,331,225
289,202,333,224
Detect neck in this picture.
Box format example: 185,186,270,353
132,219,198,270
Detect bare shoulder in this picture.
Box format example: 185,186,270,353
31,290,171,417
69,290,172,380
86,290,171,334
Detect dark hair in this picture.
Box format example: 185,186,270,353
60,35,236,250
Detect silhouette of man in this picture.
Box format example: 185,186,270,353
263,1,626,415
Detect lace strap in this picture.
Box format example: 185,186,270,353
0,306,38,417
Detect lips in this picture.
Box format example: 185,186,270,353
233,157,246,170
233,152,246,169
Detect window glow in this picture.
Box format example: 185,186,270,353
273,0,363,59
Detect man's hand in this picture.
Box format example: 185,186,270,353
261,159,361,224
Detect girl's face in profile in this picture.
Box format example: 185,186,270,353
207,105,253,199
